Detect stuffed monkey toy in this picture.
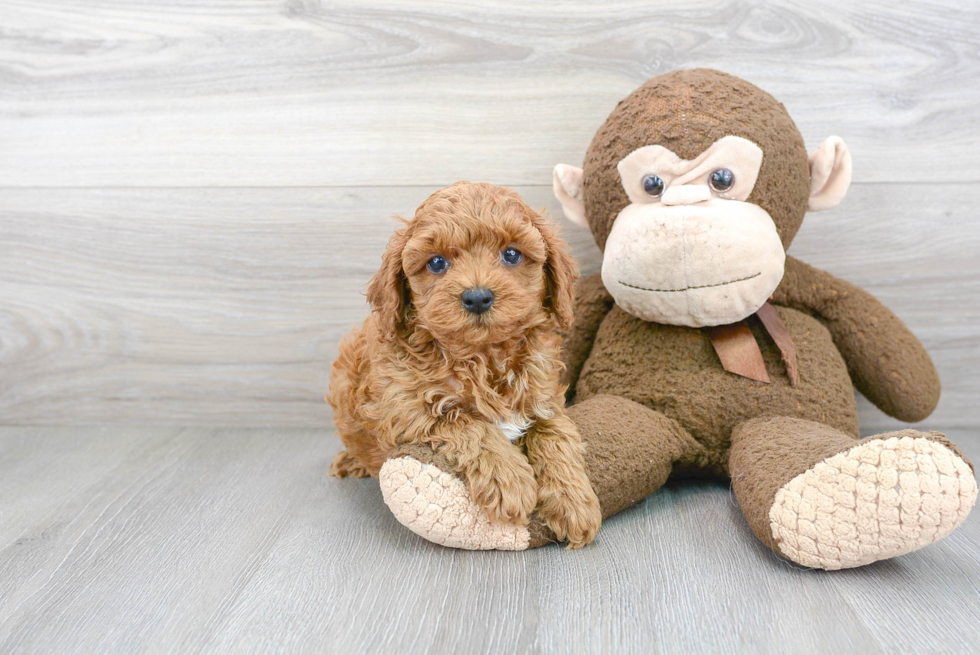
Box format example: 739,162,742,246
373,69,977,569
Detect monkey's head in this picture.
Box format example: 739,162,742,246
554,69,852,327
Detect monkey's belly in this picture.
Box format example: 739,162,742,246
574,305,859,457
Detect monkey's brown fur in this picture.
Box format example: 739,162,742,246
567,69,940,425
328,182,602,548
582,69,811,253
554,69,966,558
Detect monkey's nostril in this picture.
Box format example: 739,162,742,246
461,287,495,315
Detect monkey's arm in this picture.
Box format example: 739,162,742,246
772,255,940,422
561,273,615,401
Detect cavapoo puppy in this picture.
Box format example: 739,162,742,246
328,181,602,548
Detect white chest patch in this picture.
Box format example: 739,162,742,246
496,416,534,442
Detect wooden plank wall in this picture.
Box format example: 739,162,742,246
1,0,978,429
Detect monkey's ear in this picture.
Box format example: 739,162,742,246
808,136,852,212
553,164,588,228
366,222,412,340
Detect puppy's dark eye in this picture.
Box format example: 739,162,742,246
642,174,665,197
502,247,523,266
709,168,735,192
426,255,449,274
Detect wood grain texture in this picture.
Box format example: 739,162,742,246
0,426,978,654
1,0,979,186
1,184,977,429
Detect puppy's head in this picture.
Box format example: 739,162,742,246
367,182,577,347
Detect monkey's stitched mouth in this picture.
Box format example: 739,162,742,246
619,272,761,293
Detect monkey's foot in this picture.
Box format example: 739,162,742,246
769,432,977,570
379,447,532,550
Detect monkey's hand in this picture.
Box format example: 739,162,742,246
774,255,941,422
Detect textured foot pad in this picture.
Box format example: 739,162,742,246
379,456,530,551
769,435,977,570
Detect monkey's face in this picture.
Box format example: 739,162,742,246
553,70,853,329
600,136,785,327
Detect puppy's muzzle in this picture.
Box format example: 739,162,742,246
461,287,494,315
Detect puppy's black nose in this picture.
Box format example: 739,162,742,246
461,287,494,315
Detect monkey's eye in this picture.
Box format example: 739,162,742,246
502,247,523,266
642,174,665,197
426,255,449,274
709,168,735,192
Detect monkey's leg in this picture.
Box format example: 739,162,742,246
568,394,711,522
378,443,532,551
377,394,708,550
730,417,977,570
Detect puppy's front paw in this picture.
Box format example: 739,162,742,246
537,476,602,549
329,449,372,478
467,454,538,525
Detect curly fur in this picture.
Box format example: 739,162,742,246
327,182,602,548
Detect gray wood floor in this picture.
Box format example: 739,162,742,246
1,426,978,655
3,1,980,653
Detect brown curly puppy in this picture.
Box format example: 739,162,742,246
327,182,602,548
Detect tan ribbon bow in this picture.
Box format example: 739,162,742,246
703,302,799,386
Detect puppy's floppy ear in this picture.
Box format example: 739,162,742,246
534,211,578,332
367,220,412,339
